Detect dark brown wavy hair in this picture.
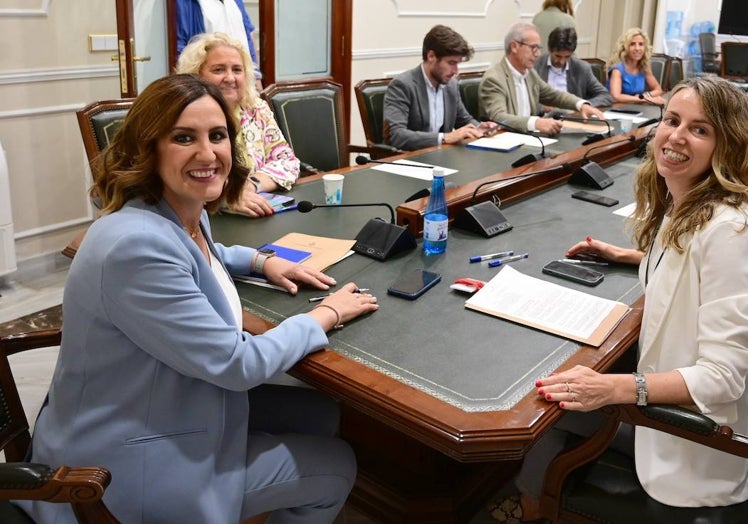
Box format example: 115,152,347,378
91,74,248,214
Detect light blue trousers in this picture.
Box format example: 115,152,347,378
240,384,356,524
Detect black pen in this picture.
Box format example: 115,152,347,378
308,288,370,303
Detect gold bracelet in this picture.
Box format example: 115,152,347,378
313,304,344,330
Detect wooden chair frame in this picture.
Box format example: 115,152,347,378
354,77,401,158
538,403,748,523
0,329,119,523
75,99,134,164
457,70,485,121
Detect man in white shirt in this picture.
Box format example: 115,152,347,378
534,27,612,110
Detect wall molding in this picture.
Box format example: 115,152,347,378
14,216,93,241
389,0,496,18
0,0,50,17
354,42,502,61
0,103,86,120
0,65,118,86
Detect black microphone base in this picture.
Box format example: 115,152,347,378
569,161,614,190
511,153,545,168
353,218,417,260
453,201,513,237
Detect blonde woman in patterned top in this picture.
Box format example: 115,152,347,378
177,32,300,217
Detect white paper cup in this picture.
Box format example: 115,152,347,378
619,119,633,133
322,174,344,205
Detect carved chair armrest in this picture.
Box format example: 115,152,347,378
1,329,62,356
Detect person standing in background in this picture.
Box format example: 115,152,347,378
607,27,666,105
532,0,575,55
534,27,612,109
177,0,264,90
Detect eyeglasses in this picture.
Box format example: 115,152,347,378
514,40,543,54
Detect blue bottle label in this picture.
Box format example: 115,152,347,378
423,214,448,242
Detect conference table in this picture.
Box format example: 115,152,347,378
210,109,658,523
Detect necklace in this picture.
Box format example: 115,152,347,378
644,230,666,288
184,224,200,239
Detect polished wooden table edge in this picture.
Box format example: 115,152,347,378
396,126,651,237
242,296,644,462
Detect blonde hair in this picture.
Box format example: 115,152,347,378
176,32,257,108
607,27,652,72
630,76,748,253
542,0,574,16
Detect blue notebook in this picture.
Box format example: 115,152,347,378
259,243,312,264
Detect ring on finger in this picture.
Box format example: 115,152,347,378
565,382,571,393
571,393,577,402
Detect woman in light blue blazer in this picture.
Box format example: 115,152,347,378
19,75,379,524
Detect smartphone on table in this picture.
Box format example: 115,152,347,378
387,269,442,300
542,260,604,287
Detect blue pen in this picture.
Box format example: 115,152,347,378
273,204,298,214
488,253,529,267
469,250,514,263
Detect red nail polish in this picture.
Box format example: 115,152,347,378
546,393,552,400
559,402,565,408
586,236,592,243
538,389,544,395
535,380,543,387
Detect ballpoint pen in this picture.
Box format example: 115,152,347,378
469,250,514,263
488,253,529,267
308,288,370,303
557,258,609,266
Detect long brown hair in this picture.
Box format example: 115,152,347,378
542,0,574,16
630,76,748,253
91,74,248,214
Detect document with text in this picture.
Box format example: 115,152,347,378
464,265,631,347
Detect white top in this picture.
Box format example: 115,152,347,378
210,248,243,331
197,0,251,56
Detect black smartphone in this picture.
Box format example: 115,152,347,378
387,269,442,300
571,190,619,207
542,260,604,287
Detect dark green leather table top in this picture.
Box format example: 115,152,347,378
210,148,643,412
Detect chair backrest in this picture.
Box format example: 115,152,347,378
457,71,484,121
0,329,119,523
650,54,671,89
262,80,348,173
699,32,722,74
667,56,684,91
581,58,606,85
76,99,134,163
354,77,391,147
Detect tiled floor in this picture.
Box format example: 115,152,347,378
0,264,509,524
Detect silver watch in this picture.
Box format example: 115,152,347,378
633,372,648,406
252,248,276,274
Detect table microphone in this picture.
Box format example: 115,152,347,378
636,95,664,128
355,155,433,169
496,121,547,168
454,163,571,237
296,200,416,261
569,135,636,190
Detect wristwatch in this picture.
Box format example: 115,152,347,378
251,247,276,275
248,175,262,192
633,372,648,406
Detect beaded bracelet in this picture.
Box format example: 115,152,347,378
313,304,344,330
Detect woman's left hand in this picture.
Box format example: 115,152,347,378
536,365,616,412
262,255,336,294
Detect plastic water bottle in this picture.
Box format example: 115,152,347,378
423,168,448,255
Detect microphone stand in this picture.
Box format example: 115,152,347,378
636,94,664,128
554,114,612,144
296,201,416,261
355,155,434,169
496,121,547,168
569,135,637,189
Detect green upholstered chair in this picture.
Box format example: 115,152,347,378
261,80,372,175
699,32,721,75
538,403,748,523
650,54,671,90
354,78,401,158
581,58,606,85
75,99,133,165
457,71,484,120
667,56,684,91
0,329,119,523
